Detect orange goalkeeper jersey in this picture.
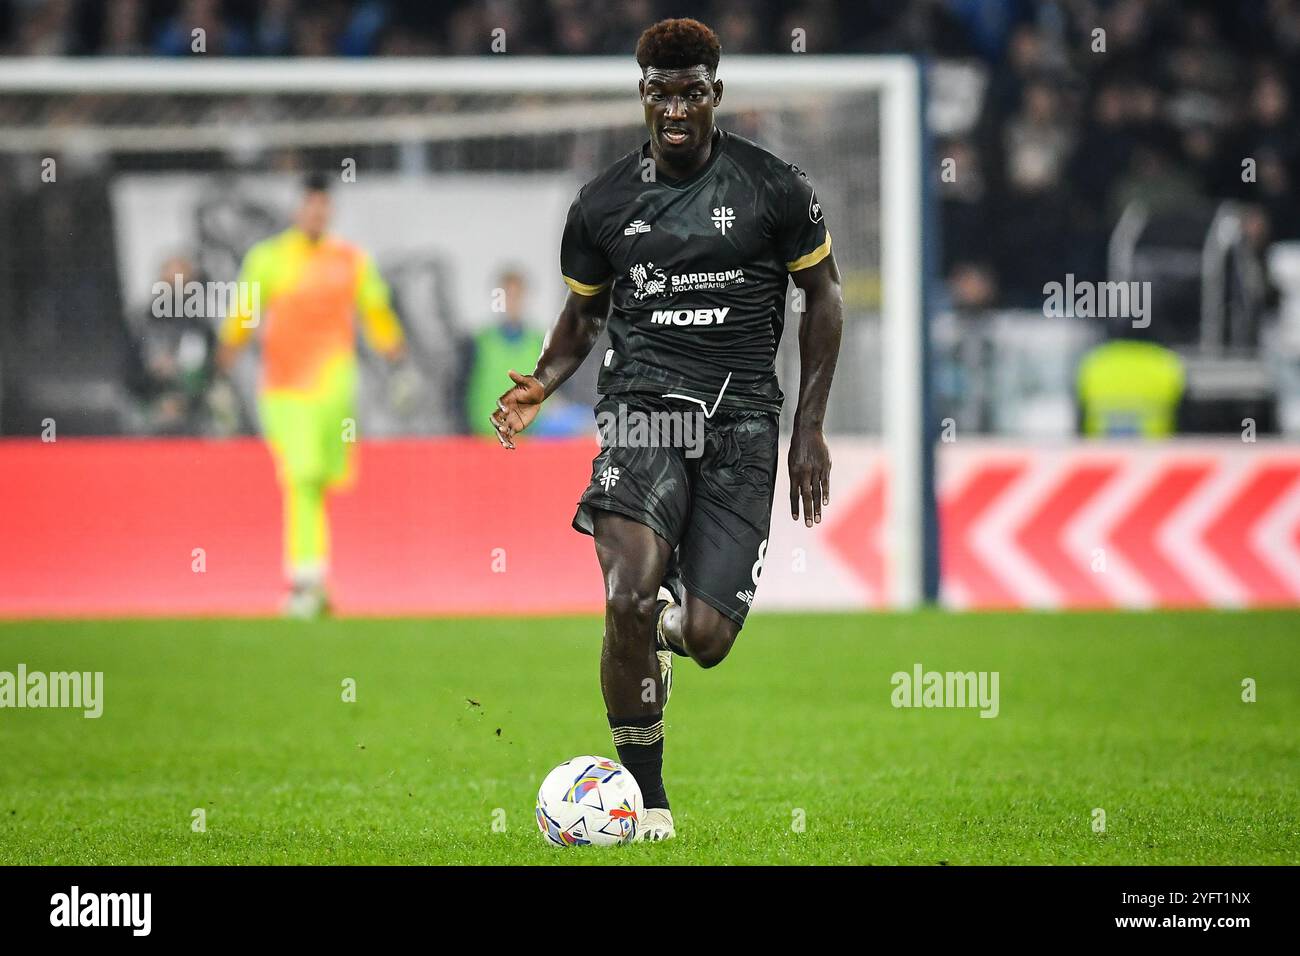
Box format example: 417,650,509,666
219,227,403,393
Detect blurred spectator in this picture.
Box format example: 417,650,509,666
944,0,1026,62
1068,80,1138,212
1076,329,1186,438
549,0,599,55
1108,141,1204,221
713,0,762,54
153,0,251,56
100,0,146,56
463,269,545,437
252,0,296,55
289,3,345,57
5,0,75,55
1242,68,1296,160
1097,0,1159,72
947,261,999,311
1003,80,1074,196
125,255,220,435
986,21,1058,118
777,1,837,54
1163,7,1235,108
937,137,991,276
991,77,1082,306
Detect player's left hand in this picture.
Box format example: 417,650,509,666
789,425,830,526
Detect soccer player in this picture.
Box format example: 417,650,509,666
218,173,407,617
491,18,842,840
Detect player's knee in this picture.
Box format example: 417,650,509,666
693,639,730,669
605,587,659,639
682,618,737,669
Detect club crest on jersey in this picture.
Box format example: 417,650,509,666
623,219,651,236
711,206,735,234
629,262,669,300
809,193,823,223
598,466,621,491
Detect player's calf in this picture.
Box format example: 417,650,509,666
603,584,667,705
661,594,740,669
593,517,674,811
602,590,670,810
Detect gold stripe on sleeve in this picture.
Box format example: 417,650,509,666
562,274,613,296
786,232,833,272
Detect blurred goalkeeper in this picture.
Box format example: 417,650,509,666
218,173,408,617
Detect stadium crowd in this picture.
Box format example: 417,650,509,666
6,1,1297,306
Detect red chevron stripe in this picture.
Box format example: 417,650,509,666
1014,463,1119,607
1202,464,1300,604
940,462,1025,607
825,468,886,606
1108,462,1214,607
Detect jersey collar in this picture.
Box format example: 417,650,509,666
285,226,328,247
642,127,726,189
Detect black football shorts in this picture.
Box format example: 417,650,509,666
573,393,779,626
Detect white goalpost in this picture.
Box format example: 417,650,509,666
0,55,929,608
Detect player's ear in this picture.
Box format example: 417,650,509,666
712,78,723,106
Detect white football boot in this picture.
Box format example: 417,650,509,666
283,576,328,619
637,807,676,842
282,582,325,621
655,585,677,706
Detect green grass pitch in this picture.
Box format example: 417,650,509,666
0,611,1296,865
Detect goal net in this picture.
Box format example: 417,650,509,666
0,56,928,607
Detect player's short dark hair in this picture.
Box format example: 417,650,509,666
302,171,332,195
635,18,721,76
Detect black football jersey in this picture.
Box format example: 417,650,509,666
560,128,831,413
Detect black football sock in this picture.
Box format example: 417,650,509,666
608,712,669,810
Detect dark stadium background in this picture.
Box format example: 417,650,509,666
2,0,1299,616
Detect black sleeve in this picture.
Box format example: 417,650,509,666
559,187,614,295
776,164,832,272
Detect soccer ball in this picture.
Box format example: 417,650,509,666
535,755,643,847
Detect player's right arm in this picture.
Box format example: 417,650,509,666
491,285,610,449
491,188,612,449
